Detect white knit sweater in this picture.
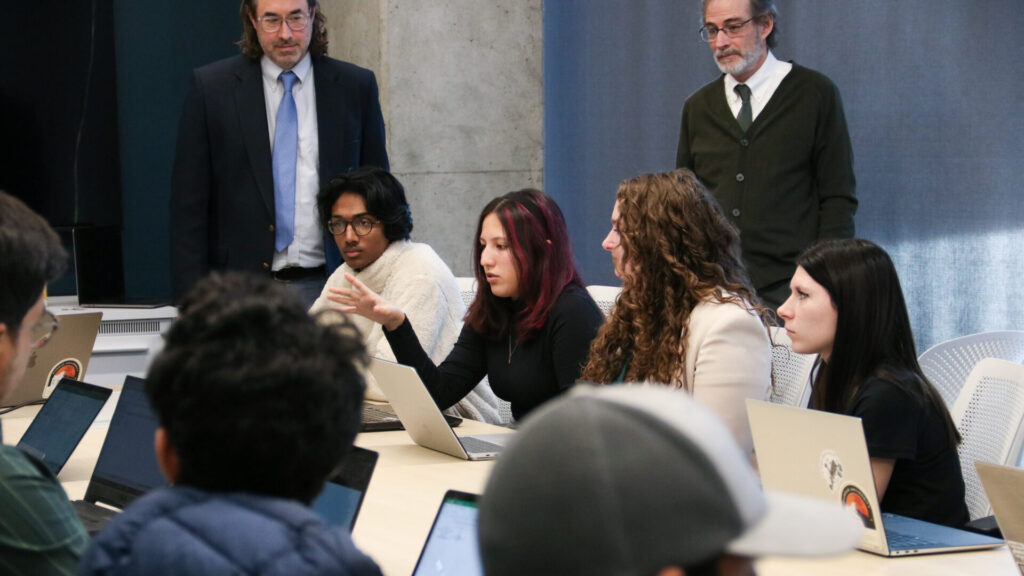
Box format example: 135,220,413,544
310,240,501,423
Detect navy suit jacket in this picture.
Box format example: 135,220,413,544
170,54,389,301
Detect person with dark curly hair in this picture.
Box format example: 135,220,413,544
330,189,604,422
76,273,382,576
582,169,771,454
309,168,501,422
170,0,389,308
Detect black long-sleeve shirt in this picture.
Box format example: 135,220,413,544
384,283,604,421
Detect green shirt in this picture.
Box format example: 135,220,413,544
0,444,88,575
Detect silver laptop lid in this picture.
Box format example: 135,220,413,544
3,311,102,408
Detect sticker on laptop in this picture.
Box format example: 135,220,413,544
820,449,844,493
841,484,876,530
43,358,83,398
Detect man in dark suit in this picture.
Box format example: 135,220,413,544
170,0,389,306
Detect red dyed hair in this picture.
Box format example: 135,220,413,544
465,189,583,341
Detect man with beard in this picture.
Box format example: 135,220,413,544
676,0,856,310
171,0,389,309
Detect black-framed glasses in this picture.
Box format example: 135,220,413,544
254,11,311,33
327,216,378,237
699,17,754,42
31,309,59,350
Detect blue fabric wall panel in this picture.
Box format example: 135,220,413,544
545,0,1024,349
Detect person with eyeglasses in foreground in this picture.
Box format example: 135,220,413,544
309,167,502,423
170,0,389,309
329,189,604,423
676,0,856,310
776,238,969,528
77,273,383,576
478,386,862,576
0,190,88,575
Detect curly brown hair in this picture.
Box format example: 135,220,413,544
582,169,767,388
237,0,329,60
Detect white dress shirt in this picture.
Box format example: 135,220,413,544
261,53,324,271
723,51,792,123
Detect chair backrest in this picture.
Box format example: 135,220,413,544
455,277,477,309
919,330,1024,408
586,285,621,317
767,326,817,408
950,358,1024,520
453,276,514,426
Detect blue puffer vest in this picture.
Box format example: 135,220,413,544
75,486,383,576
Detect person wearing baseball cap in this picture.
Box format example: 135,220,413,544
478,386,863,576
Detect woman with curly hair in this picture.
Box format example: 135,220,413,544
582,169,771,453
331,189,604,422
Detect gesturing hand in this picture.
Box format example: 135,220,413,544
326,273,407,331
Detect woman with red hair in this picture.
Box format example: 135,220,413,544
331,189,603,421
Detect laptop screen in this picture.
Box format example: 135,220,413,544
86,375,166,505
16,378,111,475
412,490,483,576
311,446,378,531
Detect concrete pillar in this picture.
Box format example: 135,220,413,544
323,0,543,276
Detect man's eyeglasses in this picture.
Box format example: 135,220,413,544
31,309,59,350
253,11,311,33
327,217,378,237
699,17,755,42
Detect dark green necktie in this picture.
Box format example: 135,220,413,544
735,84,752,132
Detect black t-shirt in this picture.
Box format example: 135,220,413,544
849,376,969,528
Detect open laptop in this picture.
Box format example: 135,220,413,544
747,399,1003,556
311,446,378,531
977,462,1024,573
369,358,510,460
361,401,462,432
2,311,102,408
15,377,112,475
73,375,166,535
411,490,483,576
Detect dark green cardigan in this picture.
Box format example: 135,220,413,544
676,63,857,291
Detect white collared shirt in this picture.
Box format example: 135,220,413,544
723,51,792,123
261,53,324,271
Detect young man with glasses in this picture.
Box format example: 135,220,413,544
309,168,501,423
0,190,89,575
676,0,857,310
171,0,389,309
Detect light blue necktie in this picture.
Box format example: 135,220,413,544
273,71,298,252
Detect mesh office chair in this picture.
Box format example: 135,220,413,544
455,277,513,426
950,358,1024,520
586,285,621,317
918,330,1024,408
767,326,817,408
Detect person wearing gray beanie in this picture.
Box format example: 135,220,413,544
478,386,862,576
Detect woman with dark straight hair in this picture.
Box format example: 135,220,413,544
330,189,603,421
777,238,968,528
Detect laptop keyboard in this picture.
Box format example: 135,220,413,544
459,436,502,454
885,529,943,550
362,404,399,423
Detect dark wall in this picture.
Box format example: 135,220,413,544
0,1,237,300
2,0,123,295
113,0,239,299
544,1,1024,350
